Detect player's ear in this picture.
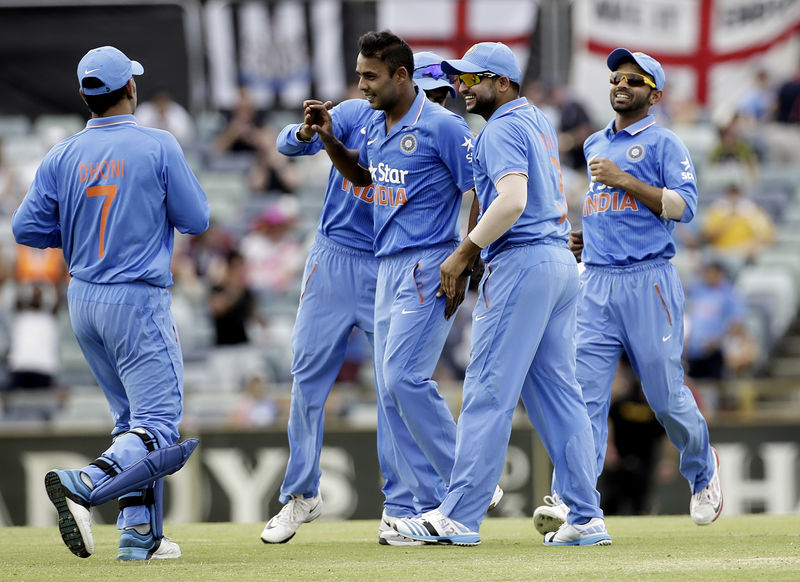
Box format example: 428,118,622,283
650,89,663,105
395,66,409,82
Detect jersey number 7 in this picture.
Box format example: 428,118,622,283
86,185,118,258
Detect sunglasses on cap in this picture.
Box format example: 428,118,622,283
415,63,457,84
609,71,656,89
457,72,497,88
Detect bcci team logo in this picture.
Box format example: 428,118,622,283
400,133,417,154
626,144,645,162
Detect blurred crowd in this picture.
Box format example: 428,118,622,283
1,66,799,460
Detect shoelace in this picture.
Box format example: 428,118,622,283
543,493,563,507
273,498,307,525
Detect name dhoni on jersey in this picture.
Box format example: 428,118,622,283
583,189,639,216
341,178,407,207
79,159,125,182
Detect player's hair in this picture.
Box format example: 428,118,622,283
81,77,128,115
358,30,414,78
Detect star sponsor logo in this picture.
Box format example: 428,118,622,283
680,156,695,181
369,161,409,185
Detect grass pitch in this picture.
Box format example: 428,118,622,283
1,515,798,581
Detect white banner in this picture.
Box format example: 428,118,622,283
572,0,800,122
378,0,538,73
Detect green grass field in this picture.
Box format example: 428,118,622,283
1,515,798,581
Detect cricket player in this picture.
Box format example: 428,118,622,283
391,42,611,547
533,48,722,534
304,31,477,540
12,46,208,560
261,50,490,546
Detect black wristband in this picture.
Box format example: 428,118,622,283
296,129,313,143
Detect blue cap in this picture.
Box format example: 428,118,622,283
607,48,665,90
77,46,144,95
413,51,457,99
441,42,521,84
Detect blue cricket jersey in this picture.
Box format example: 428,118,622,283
357,90,474,257
473,97,571,262
277,98,375,252
12,114,209,287
581,114,697,266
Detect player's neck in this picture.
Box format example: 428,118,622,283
93,99,135,119
614,109,649,132
384,85,417,131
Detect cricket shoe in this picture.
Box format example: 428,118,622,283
488,485,503,511
543,518,612,546
117,529,181,561
533,493,569,535
378,510,425,546
44,469,94,558
393,509,480,546
690,447,723,525
260,492,322,543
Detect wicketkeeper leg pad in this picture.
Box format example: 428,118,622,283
89,438,198,506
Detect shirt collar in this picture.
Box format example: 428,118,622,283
86,114,138,129
606,113,656,137
487,97,530,123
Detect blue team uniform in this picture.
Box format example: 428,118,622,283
358,90,475,512
275,99,433,516
12,114,209,530
578,114,714,493
436,98,603,531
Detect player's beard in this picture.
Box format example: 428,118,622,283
610,88,651,115
465,90,496,119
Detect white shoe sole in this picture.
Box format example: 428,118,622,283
533,506,566,535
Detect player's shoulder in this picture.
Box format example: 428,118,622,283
421,102,470,134
333,98,372,116
129,124,183,151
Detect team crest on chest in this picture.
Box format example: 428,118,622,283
626,144,645,162
400,133,417,154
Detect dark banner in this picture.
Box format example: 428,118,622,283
0,4,189,117
0,427,537,527
1,423,798,527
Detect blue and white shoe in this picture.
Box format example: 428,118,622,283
378,510,425,546
543,517,612,546
117,529,181,561
393,509,481,546
44,469,94,558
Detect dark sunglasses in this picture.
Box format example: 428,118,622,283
415,63,457,84
609,71,656,89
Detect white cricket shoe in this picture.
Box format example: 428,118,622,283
378,510,425,546
533,493,569,535
690,447,723,525
260,493,323,544
44,469,94,558
543,517,612,546
488,485,503,511
393,509,481,546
